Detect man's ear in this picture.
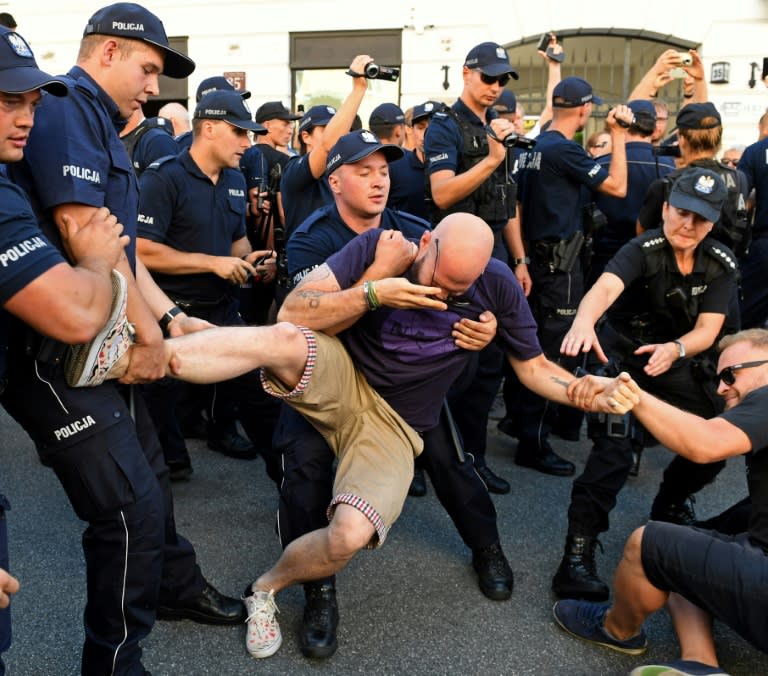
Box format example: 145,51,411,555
101,38,120,66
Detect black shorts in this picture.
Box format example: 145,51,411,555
641,520,768,653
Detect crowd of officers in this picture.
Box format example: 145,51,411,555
1,4,767,673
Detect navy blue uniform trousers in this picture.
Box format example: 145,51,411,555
274,405,500,559
1,357,205,676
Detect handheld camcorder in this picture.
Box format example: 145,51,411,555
485,125,537,150
346,62,400,82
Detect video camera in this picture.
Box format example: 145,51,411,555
346,62,400,82
485,125,537,150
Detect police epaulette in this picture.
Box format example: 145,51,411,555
704,240,738,271
640,235,666,249
146,154,177,171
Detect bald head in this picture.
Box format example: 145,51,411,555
429,213,494,287
158,102,191,135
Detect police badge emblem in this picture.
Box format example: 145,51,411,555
6,32,33,59
695,175,716,195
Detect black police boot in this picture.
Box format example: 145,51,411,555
408,467,427,497
472,542,513,600
157,582,246,624
207,429,258,460
650,494,697,526
515,439,575,477
551,535,609,602
300,581,339,659
475,464,511,494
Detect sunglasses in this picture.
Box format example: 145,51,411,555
477,71,512,87
721,158,739,167
716,359,768,386
429,238,477,308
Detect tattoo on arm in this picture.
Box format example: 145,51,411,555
295,289,323,309
550,376,571,389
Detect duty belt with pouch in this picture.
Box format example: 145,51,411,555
24,329,68,367
531,230,585,273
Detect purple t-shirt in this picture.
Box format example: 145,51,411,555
326,229,542,431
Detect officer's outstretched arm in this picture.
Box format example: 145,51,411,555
561,271,624,362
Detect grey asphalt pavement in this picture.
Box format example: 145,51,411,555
2,398,765,675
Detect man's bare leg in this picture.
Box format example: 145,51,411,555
251,505,376,594
603,527,669,640
166,322,308,388
667,593,720,667
243,505,376,659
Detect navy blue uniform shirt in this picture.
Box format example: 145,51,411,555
280,154,334,239
592,141,675,255
9,66,139,267
387,149,429,220
132,126,179,174
137,149,247,301
739,137,768,232
0,177,65,376
175,130,192,152
286,203,429,288
517,129,609,241
423,99,509,230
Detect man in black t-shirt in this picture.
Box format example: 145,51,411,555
553,328,768,674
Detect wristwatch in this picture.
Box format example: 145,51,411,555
513,256,531,266
159,305,183,336
673,339,686,360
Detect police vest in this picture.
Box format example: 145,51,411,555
663,160,751,257
616,233,738,344
426,105,516,226
121,116,174,176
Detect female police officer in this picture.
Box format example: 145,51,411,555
552,167,739,601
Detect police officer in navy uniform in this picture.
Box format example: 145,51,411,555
423,41,520,493
5,5,245,674
275,130,511,659
511,77,630,476
176,75,251,152
120,107,178,176
386,100,437,220
554,167,738,601
587,99,676,287
0,27,130,673
137,89,281,480
738,129,768,328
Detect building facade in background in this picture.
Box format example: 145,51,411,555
8,0,768,149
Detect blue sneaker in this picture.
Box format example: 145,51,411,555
630,660,730,676
552,599,647,655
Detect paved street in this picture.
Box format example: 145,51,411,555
2,399,764,675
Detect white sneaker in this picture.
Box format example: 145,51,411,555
244,589,282,658
64,269,134,387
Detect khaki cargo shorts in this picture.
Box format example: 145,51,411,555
261,327,423,546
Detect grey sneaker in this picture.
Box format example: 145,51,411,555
630,660,730,676
64,269,133,387
244,589,282,658
552,599,647,655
